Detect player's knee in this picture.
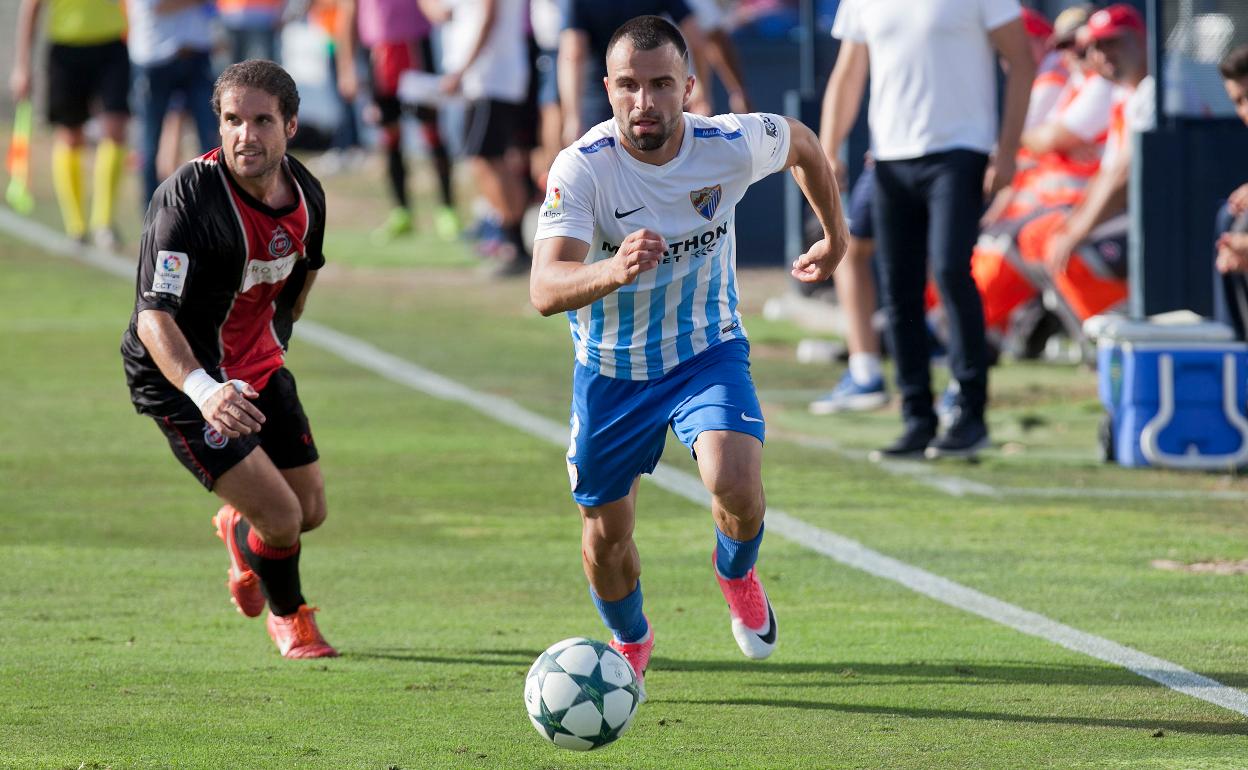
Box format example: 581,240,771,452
262,513,304,549
706,465,764,516
301,497,328,532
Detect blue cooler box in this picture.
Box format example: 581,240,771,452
1090,315,1248,469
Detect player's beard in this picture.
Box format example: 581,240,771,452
228,146,283,181
621,111,677,153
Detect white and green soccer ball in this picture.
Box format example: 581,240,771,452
524,637,641,751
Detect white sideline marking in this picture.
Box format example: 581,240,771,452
5,206,1247,719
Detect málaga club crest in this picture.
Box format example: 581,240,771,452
690,185,722,221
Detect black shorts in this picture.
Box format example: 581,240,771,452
846,164,876,240
462,99,532,159
46,40,131,127
151,368,319,491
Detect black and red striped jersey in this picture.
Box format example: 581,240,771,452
121,148,327,416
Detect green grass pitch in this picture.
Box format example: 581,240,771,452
2,171,1248,768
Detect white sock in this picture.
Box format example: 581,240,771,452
848,353,881,385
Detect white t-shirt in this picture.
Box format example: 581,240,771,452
831,0,1022,161
1126,76,1158,133
535,113,792,380
125,0,215,67
1059,73,1116,142
1102,76,1157,171
1024,51,1068,131
440,0,529,103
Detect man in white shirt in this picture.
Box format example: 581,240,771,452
531,15,847,699
421,0,534,275
820,0,1036,460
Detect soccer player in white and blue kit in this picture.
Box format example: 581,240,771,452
531,15,848,698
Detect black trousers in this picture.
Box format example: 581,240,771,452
874,149,990,426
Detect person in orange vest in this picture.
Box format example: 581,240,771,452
968,3,1117,355
218,0,285,63
10,0,130,246
1020,4,1152,327
923,7,1087,371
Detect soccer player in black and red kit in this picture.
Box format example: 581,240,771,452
121,60,337,659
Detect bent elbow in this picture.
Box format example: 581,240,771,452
530,287,561,317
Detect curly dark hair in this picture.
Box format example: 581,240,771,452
211,59,301,122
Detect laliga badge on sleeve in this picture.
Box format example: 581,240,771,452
152,250,189,296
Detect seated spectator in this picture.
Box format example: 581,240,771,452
1027,4,1152,325
969,4,1117,353
1212,45,1248,339
967,4,1148,352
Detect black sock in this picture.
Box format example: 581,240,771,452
234,517,305,616
431,145,453,207
386,146,408,209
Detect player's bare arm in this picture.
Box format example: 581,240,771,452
784,117,849,284
818,38,868,187
333,0,360,101
9,0,40,101
986,18,1037,197
531,229,666,316
558,28,590,147
135,309,266,438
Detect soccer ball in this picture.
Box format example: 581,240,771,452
524,637,641,751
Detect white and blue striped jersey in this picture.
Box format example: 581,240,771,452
535,112,791,380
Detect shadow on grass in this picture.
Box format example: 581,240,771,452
655,657,1248,689
348,647,536,667
349,648,1248,734
661,696,1247,736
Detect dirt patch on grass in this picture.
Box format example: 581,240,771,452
1151,558,1248,575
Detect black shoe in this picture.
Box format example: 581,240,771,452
925,414,989,459
869,422,936,462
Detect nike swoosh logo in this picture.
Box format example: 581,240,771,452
741,413,764,423
755,602,777,645
614,205,645,219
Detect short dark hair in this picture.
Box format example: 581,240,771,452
605,15,689,70
1220,45,1248,82
212,59,301,122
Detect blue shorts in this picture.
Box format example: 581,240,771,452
847,164,875,240
566,339,765,507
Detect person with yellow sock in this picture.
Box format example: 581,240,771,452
11,0,131,248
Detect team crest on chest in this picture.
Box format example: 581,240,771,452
690,185,722,221
269,226,294,259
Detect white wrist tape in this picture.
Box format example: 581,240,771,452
183,368,226,411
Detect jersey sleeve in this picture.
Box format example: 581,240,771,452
980,0,1022,31
534,149,596,245
304,175,327,270
135,204,197,315
830,0,864,42
1060,76,1115,141
740,113,792,184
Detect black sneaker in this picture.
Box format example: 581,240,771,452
868,422,936,462
925,414,989,459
